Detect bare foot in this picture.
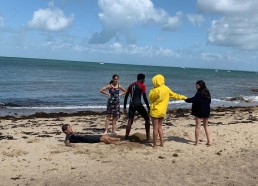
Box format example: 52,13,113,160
152,145,157,149
145,139,151,143
111,131,118,136
206,143,211,146
119,141,128,144
103,131,108,135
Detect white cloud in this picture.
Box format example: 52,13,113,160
197,0,253,14
200,52,223,62
0,16,4,28
28,2,74,31
197,0,258,49
66,41,180,58
163,12,183,31
89,0,183,44
186,14,204,27
122,45,179,57
208,16,258,50
111,42,122,49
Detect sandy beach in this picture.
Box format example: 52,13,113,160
1,106,258,186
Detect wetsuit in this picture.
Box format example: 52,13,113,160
65,133,101,143
124,81,150,121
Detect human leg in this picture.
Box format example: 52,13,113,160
107,136,121,141
152,117,159,148
100,135,120,145
195,117,201,145
124,105,135,140
203,118,211,145
104,115,111,134
145,121,151,142
158,118,164,147
125,117,134,140
111,116,117,134
137,105,151,141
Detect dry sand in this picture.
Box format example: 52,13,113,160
1,107,258,186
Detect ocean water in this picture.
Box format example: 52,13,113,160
1,56,258,116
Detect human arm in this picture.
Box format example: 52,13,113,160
143,93,150,111
123,92,129,112
65,140,74,147
123,85,131,112
99,85,111,97
185,92,199,103
169,89,187,100
149,88,159,103
119,85,127,97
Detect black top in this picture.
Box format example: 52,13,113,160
185,91,211,118
124,82,150,110
65,133,101,143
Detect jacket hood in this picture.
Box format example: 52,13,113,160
152,74,165,88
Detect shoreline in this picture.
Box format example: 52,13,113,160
1,105,258,120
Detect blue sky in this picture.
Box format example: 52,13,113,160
0,0,258,71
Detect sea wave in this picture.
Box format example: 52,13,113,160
2,105,107,110
224,96,258,103
1,96,258,110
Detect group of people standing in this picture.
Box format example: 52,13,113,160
100,73,211,147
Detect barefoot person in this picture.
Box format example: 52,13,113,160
100,74,126,134
149,74,187,148
62,124,121,147
123,73,151,142
185,80,211,146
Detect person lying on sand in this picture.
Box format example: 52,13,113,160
61,124,121,147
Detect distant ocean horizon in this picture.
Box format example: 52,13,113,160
1,56,258,116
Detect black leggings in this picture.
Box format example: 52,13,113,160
128,104,149,121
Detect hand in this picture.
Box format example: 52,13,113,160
65,143,75,147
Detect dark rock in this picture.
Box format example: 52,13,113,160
251,88,258,92
216,150,223,155
158,156,165,159
37,135,52,138
172,153,179,157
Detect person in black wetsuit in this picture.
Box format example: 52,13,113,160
62,124,121,147
123,73,150,142
185,80,211,146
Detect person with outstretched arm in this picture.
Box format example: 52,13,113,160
149,74,187,148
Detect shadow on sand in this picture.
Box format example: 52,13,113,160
166,136,193,144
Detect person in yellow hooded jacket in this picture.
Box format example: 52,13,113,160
149,74,187,148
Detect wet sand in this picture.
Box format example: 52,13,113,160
1,107,258,186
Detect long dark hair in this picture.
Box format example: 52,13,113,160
196,80,211,99
109,74,119,84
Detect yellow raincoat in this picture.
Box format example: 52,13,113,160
149,74,187,118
